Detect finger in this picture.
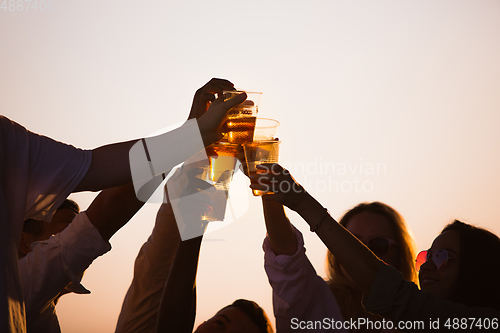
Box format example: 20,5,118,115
202,93,216,103
249,173,274,183
249,182,270,192
203,92,247,125
210,92,226,107
198,92,247,139
207,78,235,90
190,79,234,118
249,172,276,186
223,92,247,108
189,95,213,120
202,78,235,96
256,163,283,174
240,100,255,107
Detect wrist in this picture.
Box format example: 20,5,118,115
294,191,319,214
295,193,326,224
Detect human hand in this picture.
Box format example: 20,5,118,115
238,137,280,179
249,163,308,212
188,78,236,120
193,80,247,146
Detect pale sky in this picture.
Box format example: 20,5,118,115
2,0,500,331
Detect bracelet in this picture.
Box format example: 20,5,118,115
310,208,330,232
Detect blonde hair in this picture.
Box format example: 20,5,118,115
326,202,418,325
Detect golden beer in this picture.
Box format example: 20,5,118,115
205,141,240,188
225,117,257,144
243,140,280,196
191,142,240,221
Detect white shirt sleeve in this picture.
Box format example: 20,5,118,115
263,226,347,332
19,212,111,325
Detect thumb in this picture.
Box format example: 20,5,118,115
209,92,247,118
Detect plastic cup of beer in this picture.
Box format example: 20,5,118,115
225,117,279,144
192,143,239,221
205,141,240,190
243,140,280,196
224,90,262,118
191,166,230,221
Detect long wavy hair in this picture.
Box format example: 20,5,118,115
326,202,418,324
441,220,500,310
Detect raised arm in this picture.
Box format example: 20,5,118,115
19,181,155,330
115,166,194,333
291,192,380,295
153,151,220,331
74,78,245,193
251,163,381,295
74,140,136,192
156,236,203,333
85,183,146,241
261,200,297,255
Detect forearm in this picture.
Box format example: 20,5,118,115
20,214,111,315
156,236,202,333
296,193,381,295
262,200,297,255
86,183,145,241
75,120,210,195
74,140,136,192
197,119,221,147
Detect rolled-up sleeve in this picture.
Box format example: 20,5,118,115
263,226,346,332
20,212,111,318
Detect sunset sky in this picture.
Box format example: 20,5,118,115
2,0,500,331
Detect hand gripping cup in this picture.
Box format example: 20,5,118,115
243,140,281,196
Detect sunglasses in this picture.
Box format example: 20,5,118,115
364,237,397,257
415,249,450,272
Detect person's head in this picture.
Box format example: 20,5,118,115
326,202,417,320
327,202,418,285
194,299,273,333
417,220,500,310
19,199,80,258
